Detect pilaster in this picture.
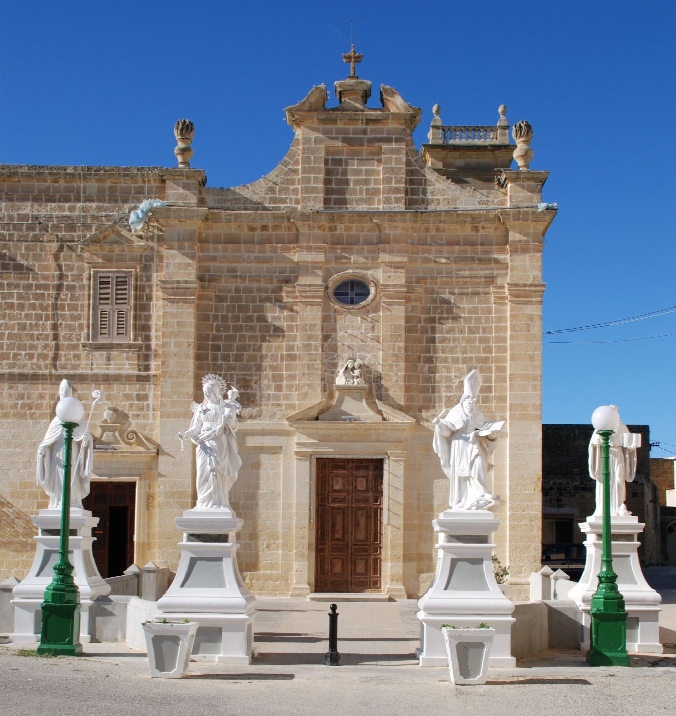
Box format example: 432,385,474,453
289,448,313,596
502,217,548,598
294,245,326,407
384,451,407,598
155,214,203,569
379,249,408,408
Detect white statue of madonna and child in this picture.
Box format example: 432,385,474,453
178,373,242,511
432,369,504,511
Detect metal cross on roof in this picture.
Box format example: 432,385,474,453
342,44,363,78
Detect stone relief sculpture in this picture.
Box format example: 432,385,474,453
432,369,504,510
588,405,641,516
178,374,242,509
336,358,365,386
36,379,93,509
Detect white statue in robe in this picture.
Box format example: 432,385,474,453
432,369,504,510
336,358,366,386
588,406,640,517
178,374,242,509
36,379,92,509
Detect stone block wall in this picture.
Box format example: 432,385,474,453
0,78,554,599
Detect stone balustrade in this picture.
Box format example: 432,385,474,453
439,125,504,144
427,104,511,145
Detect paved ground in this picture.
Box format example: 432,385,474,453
1,569,675,716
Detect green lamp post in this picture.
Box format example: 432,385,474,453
37,394,85,656
586,404,630,667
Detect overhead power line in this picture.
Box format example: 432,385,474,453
544,304,676,336
650,441,676,456
547,332,676,345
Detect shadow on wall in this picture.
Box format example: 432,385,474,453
0,495,35,552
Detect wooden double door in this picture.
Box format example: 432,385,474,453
83,481,136,579
315,458,383,593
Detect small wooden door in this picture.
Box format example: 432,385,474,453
315,459,383,593
83,481,136,578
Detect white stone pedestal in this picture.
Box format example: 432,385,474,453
417,510,515,667
568,515,662,653
11,509,110,643
156,508,256,664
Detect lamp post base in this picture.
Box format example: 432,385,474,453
586,586,630,667
37,601,83,656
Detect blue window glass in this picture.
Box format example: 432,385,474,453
333,280,370,306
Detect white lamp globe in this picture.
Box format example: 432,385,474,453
591,405,620,431
55,396,85,424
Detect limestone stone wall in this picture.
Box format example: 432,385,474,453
0,77,554,598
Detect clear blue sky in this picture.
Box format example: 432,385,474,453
2,1,675,454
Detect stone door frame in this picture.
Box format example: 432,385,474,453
288,421,412,598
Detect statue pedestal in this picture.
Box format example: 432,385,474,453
156,508,256,664
568,514,662,653
11,509,110,643
417,510,515,667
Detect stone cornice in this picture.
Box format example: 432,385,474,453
506,282,546,304
158,278,200,301
0,371,157,383
159,169,207,186
0,165,166,182
151,207,209,228
291,421,413,437
499,210,556,234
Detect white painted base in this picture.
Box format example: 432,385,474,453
155,612,256,664
568,515,662,654
155,508,256,664
417,510,515,668
11,509,110,643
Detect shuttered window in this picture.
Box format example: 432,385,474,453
93,272,132,342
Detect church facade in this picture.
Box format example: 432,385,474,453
0,57,555,599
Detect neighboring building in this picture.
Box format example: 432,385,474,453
0,54,555,599
542,424,660,577
650,456,676,565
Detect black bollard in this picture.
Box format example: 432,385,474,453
325,603,340,666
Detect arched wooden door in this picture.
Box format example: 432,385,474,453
315,458,383,592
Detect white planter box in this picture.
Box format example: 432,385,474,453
442,627,495,685
143,621,198,678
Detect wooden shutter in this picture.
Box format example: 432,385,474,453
94,272,131,341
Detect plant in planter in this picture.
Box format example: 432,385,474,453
441,623,495,685
142,619,198,679
492,555,510,597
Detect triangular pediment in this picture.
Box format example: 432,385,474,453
287,387,415,425
80,224,147,249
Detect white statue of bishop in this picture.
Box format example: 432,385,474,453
36,379,93,509
432,369,504,510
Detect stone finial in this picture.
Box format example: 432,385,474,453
497,105,509,143
512,120,534,170
428,104,443,144
174,119,195,168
